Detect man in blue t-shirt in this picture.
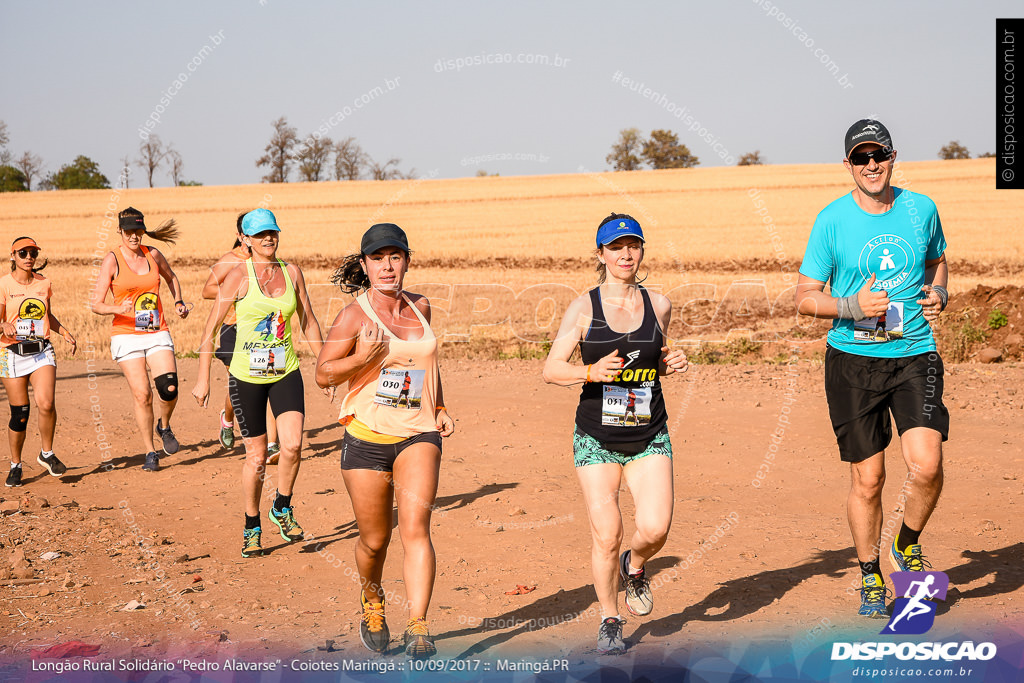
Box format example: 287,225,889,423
796,119,950,619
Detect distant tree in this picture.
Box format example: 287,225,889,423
737,150,764,166
977,151,996,158
178,179,203,186
256,116,298,183
0,165,28,192
137,134,167,187
333,137,368,180
938,140,970,160
295,134,333,182
167,147,184,186
475,169,499,177
120,156,132,189
44,155,110,190
606,128,644,171
0,120,10,165
368,157,403,181
642,129,699,169
15,151,44,190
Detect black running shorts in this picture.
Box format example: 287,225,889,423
215,323,236,367
824,346,949,463
341,430,442,473
228,370,304,439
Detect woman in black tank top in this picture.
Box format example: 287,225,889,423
543,213,689,653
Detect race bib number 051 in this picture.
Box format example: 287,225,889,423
602,386,652,427
374,368,425,410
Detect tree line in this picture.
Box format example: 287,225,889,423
255,116,416,183
0,120,199,192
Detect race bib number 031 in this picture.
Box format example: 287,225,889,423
374,368,425,410
602,386,652,427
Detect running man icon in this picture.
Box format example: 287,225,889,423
883,571,949,635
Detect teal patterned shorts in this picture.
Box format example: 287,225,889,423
573,426,673,468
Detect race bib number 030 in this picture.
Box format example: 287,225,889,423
602,386,652,427
374,368,425,410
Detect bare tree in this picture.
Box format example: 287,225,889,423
333,137,368,180
120,156,132,189
368,157,404,181
606,128,644,171
167,148,184,186
256,116,299,183
15,151,44,191
0,120,10,165
295,134,333,182
136,134,167,187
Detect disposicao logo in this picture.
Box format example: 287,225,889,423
831,571,998,662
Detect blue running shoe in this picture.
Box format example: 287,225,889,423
859,573,890,618
268,505,304,541
889,540,932,573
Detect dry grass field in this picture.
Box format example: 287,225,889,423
0,159,1018,359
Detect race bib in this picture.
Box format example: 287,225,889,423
248,346,286,377
374,368,425,410
15,319,45,341
135,310,160,332
853,302,905,343
602,386,652,427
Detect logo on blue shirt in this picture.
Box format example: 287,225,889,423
858,234,916,292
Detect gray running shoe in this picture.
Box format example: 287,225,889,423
597,617,626,653
619,550,653,616
156,420,179,455
142,451,160,472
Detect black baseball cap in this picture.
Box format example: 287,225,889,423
118,209,147,231
361,223,409,255
844,119,894,157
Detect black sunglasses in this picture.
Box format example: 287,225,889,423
16,249,39,259
849,148,894,165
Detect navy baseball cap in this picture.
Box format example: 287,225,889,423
241,208,281,235
845,119,894,157
361,223,409,255
596,217,644,247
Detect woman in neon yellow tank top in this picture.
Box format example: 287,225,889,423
192,209,330,559
316,223,454,659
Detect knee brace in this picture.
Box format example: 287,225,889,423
9,405,29,432
154,373,178,402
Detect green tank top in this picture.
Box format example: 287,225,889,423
228,258,301,384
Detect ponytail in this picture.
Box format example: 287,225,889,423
330,253,370,294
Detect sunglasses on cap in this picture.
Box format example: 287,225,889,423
15,248,39,259
848,148,894,165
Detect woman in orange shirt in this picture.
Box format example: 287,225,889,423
89,208,191,472
316,223,454,659
1,237,77,487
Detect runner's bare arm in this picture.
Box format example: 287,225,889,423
435,375,454,436
651,292,687,375
192,268,244,407
150,248,190,318
289,264,326,356
88,253,131,316
315,303,388,388
543,294,623,386
797,273,889,319
47,312,77,354
201,252,241,299
409,292,432,324
0,300,11,340
918,254,948,323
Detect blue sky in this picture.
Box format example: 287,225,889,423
0,1,1011,186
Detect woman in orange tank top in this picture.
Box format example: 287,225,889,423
316,224,454,659
200,211,279,456
89,208,192,472
1,237,77,487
